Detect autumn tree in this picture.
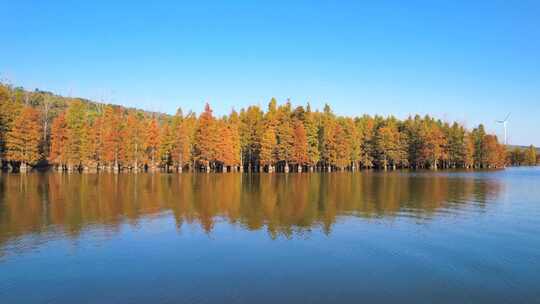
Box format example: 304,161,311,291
342,118,360,170
357,115,375,169
5,106,42,172
102,106,123,172
463,133,475,169
276,102,294,172
524,145,537,166
447,122,466,168
327,122,350,170
375,123,400,170
159,120,176,172
319,104,336,170
170,109,191,172
194,103,218,172
144,117,161,171
482,135,505,168
80,116,99,172
239,105,263,171
260,127,277,172
420,118,446,170
49,112,69,170
472,124,487,168
1,83,529,174
64,101,87,171
0,85,23,164
291,120,309,171
121,111,145,172
304,104,320,171
227,111,242,171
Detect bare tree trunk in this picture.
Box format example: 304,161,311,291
20,162,28,173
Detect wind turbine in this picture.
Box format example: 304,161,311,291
496,113,510,145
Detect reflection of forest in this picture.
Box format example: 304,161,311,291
0,172,501,246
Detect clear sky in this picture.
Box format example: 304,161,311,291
1,0,539,145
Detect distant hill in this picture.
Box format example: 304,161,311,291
507,145,540,153
0,83,169,121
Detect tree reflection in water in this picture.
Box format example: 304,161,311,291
0,171,502,249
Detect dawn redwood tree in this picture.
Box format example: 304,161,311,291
482,135,505,168
171,110,191,172
525,145,537,166
145,117,161,171
194,103,218,172
102,106,123,172
375,124,399,170
472,124,487,168
214,119,236,171
239,105,264,171
276,103,294,172
291,120,309,171
329,122,350,170
159,120,176,172
463,133,475,168
357,115,375,169
319,104,336,170
260,126,277,172
304,104,320,171
80,116,99,172
420,119,446,170
5,106,42,172
0,85,23,165
64,101,87,171
121,112,145,172
49,112,69,170
228,111,242,171
342,118,360,170
447,122,465,168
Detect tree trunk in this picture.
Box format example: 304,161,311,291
20,162,28,173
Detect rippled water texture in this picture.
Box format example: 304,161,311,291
1,168,539,303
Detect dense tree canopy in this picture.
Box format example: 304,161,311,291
0,83,528,173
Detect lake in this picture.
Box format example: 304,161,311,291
1,168,539,303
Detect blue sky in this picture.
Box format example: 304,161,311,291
1,1,539,145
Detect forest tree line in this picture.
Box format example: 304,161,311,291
0,83,537,173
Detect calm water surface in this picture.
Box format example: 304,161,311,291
1,168,539,303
